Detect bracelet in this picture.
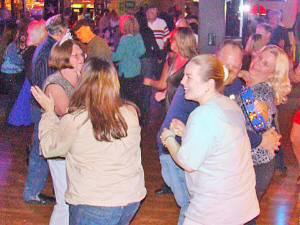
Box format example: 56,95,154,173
163,134,175,146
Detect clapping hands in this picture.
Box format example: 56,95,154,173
31,86,55,113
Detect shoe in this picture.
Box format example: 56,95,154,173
24,193,56,205
297,176,300,185
154,183,172,195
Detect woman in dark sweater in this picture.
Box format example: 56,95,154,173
135,11,161,121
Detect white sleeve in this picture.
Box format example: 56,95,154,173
177,106,218,170
38,112,79,158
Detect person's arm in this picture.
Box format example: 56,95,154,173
143,59,170,90
291,63,300,83
291,122,300,157
39,112,79,158
162,21,170,47
156,85,198,154
111,36,126,62
45,84,70,117
160,128,194,172
31,86,78,158
135,33,146,57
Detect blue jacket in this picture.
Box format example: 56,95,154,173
112,33,145,78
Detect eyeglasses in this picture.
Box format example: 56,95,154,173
71,53,87,59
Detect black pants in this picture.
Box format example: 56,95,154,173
119,74,142,109
245,159,275,225
0,71,25,115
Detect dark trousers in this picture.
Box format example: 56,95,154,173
23,104,49,201
119,75,142,109
0,71,25,115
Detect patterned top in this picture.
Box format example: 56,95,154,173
43,71,74,99
1,42,24,74
148,17,170,50
236,82,277,165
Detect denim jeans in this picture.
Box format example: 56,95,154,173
69,202,140,225
23,104,49,201
159,154,189,225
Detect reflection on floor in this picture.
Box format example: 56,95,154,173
0,87,299,224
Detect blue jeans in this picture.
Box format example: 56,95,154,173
23,105,49,201
69,202,140,225
160,154,189,225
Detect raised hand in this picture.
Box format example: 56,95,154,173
254,100,269,122
170,119,186,138
31,86,55,113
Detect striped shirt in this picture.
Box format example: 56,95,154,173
31,35,57,106
148,18,170,50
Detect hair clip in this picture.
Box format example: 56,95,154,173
223,65,229,81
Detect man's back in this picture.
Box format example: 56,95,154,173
32,35,56,89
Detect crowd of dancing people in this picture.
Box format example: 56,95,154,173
0,4,300,225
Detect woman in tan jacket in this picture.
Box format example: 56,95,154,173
31,58,146,225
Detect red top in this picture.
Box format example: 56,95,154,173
293,108,300,124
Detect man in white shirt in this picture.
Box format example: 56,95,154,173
146,5,170,50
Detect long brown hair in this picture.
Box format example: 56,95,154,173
69,58,128,141
172,27,199,58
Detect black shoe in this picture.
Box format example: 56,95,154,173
154,183,172,195
24,193,56,205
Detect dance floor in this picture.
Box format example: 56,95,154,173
0,87,299,224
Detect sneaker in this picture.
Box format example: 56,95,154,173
154,183,172,195
24,193,56,205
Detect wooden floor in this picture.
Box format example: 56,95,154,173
0,90,299,225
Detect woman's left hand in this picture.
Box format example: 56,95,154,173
31,86,55,113
254,100,268,121
170,119,186,138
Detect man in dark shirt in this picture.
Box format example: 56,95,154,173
24,14,68,204
268,9,291,55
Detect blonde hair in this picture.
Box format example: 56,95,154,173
172,27,199,59
26,20,47,46
188,54,224,93
260,45,291,104
119,15,139,35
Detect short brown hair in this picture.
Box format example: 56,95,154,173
120,15,139,35
72,19,92,32
49,39,81,70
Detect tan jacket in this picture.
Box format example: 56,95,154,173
38,105,146,206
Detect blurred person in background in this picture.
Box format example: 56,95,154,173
112,15,145,110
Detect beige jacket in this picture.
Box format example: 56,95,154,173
38,105,146,206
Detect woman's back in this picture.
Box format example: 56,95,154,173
59,104,146,206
